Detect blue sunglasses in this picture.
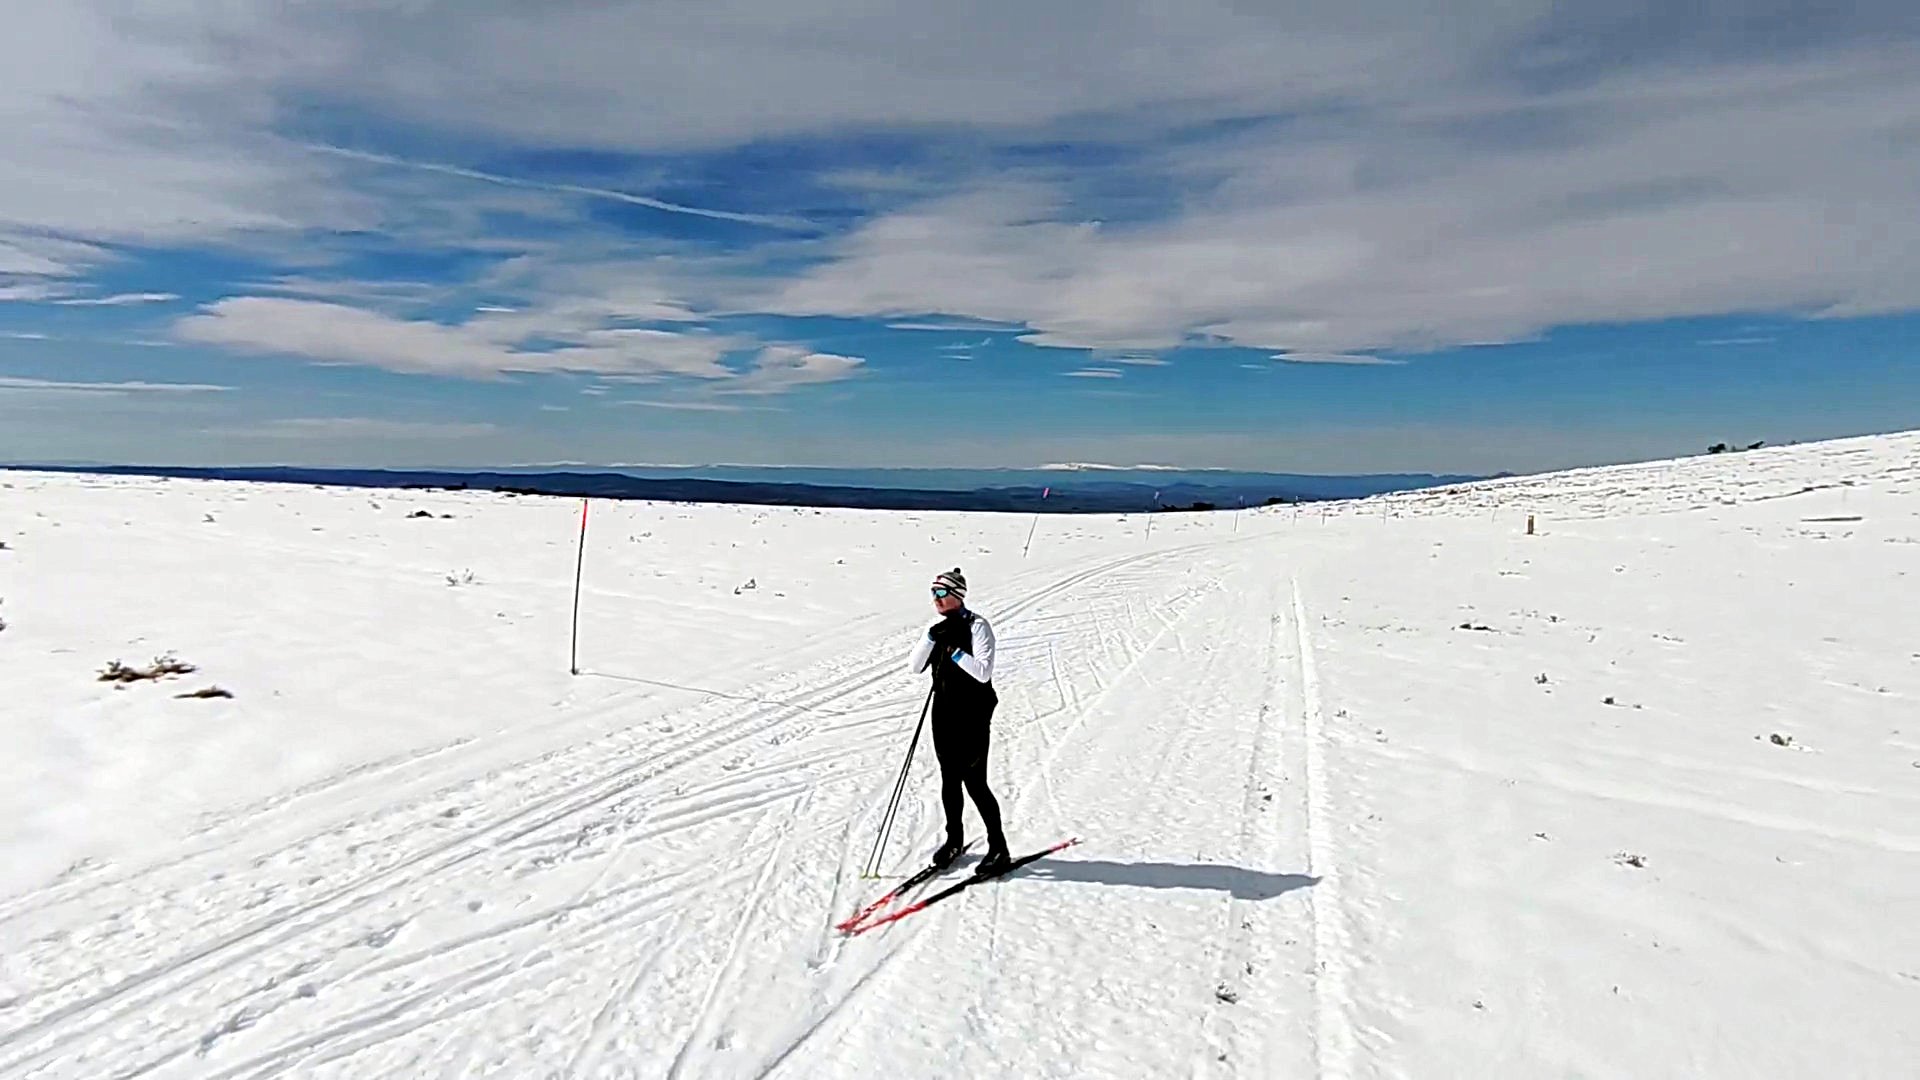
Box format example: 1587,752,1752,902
931,586,955,598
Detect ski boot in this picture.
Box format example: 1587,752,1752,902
975,842,1011,878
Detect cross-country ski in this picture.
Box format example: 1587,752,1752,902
845,838,1082,936
834,841,975,934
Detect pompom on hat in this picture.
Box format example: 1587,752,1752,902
931,567,966,600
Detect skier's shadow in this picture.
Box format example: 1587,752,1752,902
1006,858,1318,900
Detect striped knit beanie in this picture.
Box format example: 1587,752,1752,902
932,567,966,600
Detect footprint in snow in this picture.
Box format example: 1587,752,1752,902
198,1005,263,1055
360,923,405,948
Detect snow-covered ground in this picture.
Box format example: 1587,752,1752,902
1,431,1915,1078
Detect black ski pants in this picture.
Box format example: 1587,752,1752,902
931,691,1005,851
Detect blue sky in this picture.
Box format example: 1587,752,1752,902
2,2,1917,475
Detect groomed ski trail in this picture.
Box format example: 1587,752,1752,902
0,539,1243,1078
763,555,1328,1080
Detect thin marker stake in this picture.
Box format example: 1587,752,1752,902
1022,486,1049,558
570,498,589,675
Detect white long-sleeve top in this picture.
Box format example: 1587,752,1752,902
909,612,996,683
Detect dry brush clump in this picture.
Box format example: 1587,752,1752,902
98,653,197,684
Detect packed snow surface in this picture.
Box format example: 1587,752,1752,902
1,431,1916,1078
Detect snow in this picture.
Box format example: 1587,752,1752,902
1,431,1916,1078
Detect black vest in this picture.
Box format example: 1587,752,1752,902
931,610,997,706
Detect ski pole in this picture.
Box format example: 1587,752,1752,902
864,684,934,877
867,685,932,876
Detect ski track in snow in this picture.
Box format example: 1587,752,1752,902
4,430,1919,1077
0,534,1227,1078
1294,577,1357,1080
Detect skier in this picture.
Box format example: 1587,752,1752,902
908,568,1010,876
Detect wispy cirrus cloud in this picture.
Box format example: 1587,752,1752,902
303,144,813,232
612,398,772,412
218,417,497,439
0,375,230,394
1271,353,1407,366
886,321,1026,333
49,292,180,307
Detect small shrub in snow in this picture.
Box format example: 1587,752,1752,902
408,509,435,519
446,569,477,587
99,654,197,684
1769,733,1793,747
1614,852,1647,868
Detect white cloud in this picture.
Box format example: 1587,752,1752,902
0,283,68,302
195,3,1436,152
220,418,497,439
174,297,741,380
1,332,51,341
4,0,1918,381
613,399,768,412
1272,353,1407,366
0,7,375,250
244,277,454,310
0,375,229,394
765,46,1920,357
887,321,1026,333
170,297,867,397
716,345,865,395
1065,368,1125,379
49,292,180,306
0,236,105,279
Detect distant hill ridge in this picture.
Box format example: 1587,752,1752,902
0,463,1487,513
